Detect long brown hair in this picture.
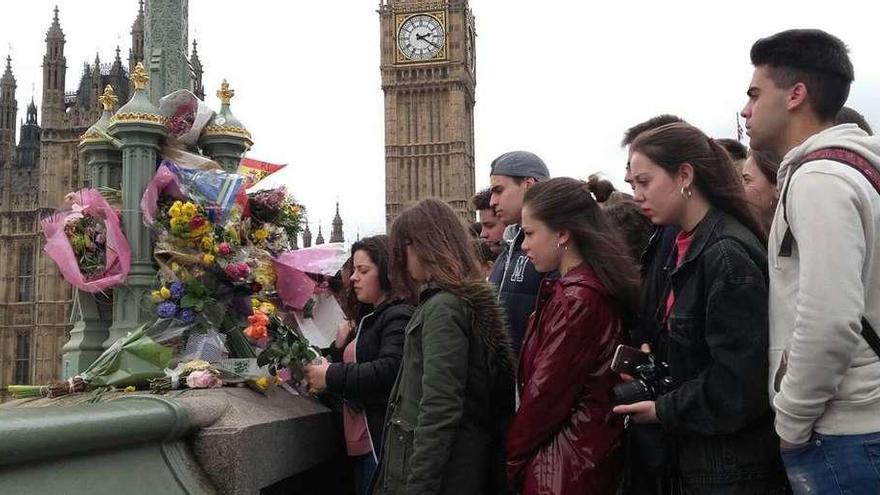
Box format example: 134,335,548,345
631,122,768,243
523,177,641,322
389,198,482,303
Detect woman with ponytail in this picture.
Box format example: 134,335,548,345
614,122,787,493
506,177,638,494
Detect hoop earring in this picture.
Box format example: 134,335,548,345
680,185,692,199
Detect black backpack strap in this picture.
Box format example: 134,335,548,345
862,318,880,359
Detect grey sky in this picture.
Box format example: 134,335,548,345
3,1,878,241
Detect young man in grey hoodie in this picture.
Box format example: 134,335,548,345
487,151,550,355
742,29,880,493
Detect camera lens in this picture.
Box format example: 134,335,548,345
612,379,653,405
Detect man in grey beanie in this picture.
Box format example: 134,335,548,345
488,151,550,355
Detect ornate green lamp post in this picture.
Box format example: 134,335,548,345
103,63,168,347
199,80,252,173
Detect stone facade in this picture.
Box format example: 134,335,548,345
380,0,477,230
0,3,204,396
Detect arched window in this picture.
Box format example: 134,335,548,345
17,245,33,302
14,332,31,384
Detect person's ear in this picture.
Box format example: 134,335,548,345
787,82,809,111
678,163,695,188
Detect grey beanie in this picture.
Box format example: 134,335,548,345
489,151,549,181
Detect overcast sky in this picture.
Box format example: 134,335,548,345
3,1,878,241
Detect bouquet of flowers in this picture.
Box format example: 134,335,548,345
256,314,320,383
158,89,215,146
248,186,305,251
41,188,131,293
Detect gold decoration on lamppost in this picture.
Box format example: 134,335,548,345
131,62,149,91
217,79,234,105
98,85,118,111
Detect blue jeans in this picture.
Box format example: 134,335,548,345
781,431,880,495
353,452,378,495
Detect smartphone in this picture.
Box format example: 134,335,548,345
610,344,651,374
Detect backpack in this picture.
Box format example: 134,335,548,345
778,147,880,357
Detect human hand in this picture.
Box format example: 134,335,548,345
302,357,330,394
612,400,658,423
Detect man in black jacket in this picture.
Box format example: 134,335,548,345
487,151,549,355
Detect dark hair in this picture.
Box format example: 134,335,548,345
471,188,492,211
468,221,482,238
631,123,767,243
622,114,686,147
716,138,748,162
345,235,394,320
835,106,874,135
587,174,616,203
474,239,498,264
749,149,781,186
389,198,482,302
523,177,641,323
604,199,655,263
750,29,853,121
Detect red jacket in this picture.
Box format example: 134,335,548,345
506,264,624,494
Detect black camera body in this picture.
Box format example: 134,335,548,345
612,359,675,405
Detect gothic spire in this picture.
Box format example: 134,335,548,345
316,224,325,245
1,55,13,86
330,202,344,243
47,5,64,41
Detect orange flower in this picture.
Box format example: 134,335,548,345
244,323,267,340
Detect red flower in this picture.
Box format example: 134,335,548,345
189,216,206,229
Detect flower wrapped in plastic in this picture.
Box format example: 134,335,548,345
41,188,131,293
247,186,305,254
159,89,215,146
142,160,245,229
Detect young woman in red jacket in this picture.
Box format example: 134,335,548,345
507,177,640,494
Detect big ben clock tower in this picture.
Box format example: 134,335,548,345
379,0,477,230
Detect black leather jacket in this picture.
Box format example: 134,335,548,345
648,209,786,492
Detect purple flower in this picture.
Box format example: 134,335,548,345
178,309,196,324
157,301,178,318
169,281,186,301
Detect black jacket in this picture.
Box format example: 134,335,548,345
646,209,786,492
489,227,542,354
326,299,413,454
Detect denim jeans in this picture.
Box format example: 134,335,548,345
781,431,880,495
354,452,378,495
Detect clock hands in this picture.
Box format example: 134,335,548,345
415,32,442,49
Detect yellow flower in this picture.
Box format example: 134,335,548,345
150,290,164,303
259,302,276,315
251,297,261,309
159,286,171,300
124,386,136,393
171,262,180,272
200,236,214,252
253,228,269,241
202,253,215,265
182,202,198,217
255,376,270,391
169,217,185,229
182,360,212,373
169,201,183,218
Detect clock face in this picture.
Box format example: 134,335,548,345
397,14,446,61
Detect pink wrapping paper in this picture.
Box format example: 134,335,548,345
140,162,185,226
272,245,347,310
41,188,131,293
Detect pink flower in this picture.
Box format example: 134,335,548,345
218,242,231,256
186,370,223,389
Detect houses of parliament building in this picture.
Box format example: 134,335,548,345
0,3,204,394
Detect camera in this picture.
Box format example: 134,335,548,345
612,359,675,405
